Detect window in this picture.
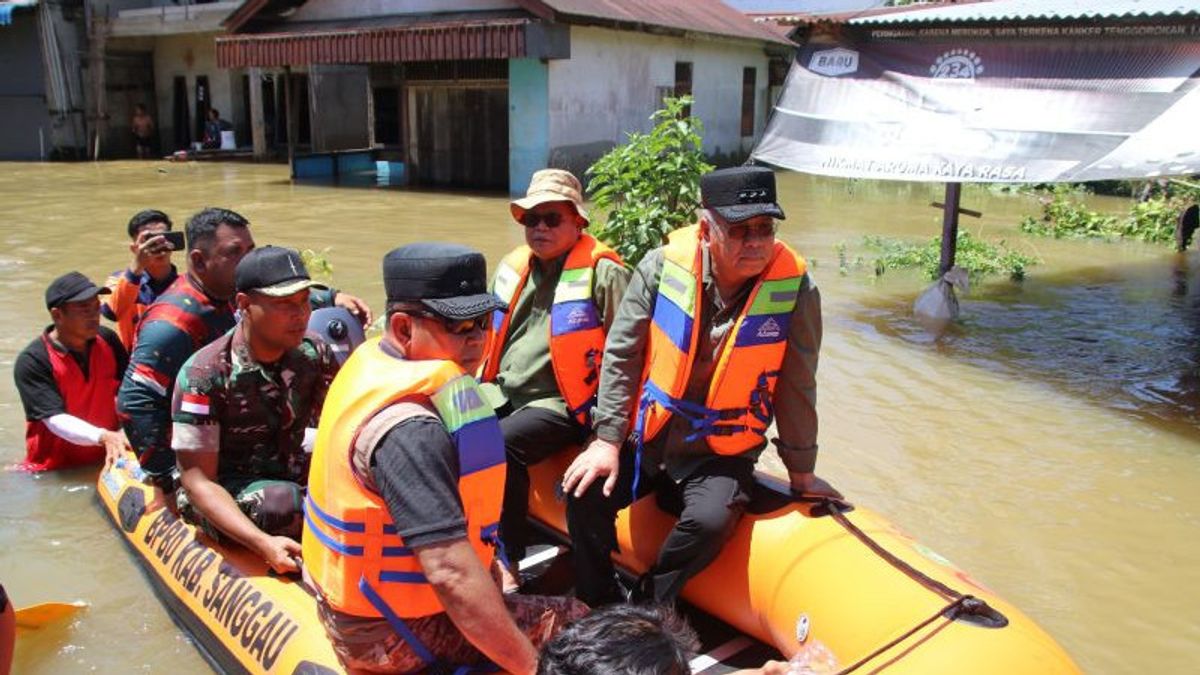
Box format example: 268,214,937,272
674,61,693,116
373,86,401,146
741,67,756,137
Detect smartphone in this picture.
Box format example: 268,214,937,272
161,231,186,251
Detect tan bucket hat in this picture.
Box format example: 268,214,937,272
510,169,589,224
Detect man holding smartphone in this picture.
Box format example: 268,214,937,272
102,209,180,350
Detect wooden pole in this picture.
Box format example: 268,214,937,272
248,67,267,160
285,66,297,172
938,182,962,277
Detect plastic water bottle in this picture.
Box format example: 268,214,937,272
786,640,839,675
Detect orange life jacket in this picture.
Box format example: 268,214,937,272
22,334,120,472
636,224,807,456
483,234,622,424
304,338,505,628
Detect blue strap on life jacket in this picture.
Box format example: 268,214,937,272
359,575,501,674
358,575,438,669
630,372,780,498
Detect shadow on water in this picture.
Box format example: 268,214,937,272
847,252,1200,442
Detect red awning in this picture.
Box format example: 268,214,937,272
216,18,529,68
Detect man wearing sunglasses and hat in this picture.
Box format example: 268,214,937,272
481,169,630,592
561,166,841,607
171,246,340,573
304,243,586,674
14,272,130,472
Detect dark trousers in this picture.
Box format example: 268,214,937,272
499,406,589,564
566,450,755,606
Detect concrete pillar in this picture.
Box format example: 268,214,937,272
248,67,267,159
508,58,549,196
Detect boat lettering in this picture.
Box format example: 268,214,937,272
169,539,217,595
141,511,301,669
143,510,191,563
201,561,299,669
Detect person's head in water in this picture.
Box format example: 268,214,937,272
537,604,699,675
698,166,785,287
235,246,326,361
185,207,255,301
127,209,174,278
510,169,589,262
44,272,111,351
380,243,504,373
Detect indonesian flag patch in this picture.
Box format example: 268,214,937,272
180,392,211,416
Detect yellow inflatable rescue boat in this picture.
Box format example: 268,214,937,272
527,451,1081,674
97,458,344,674
99,450,1079,674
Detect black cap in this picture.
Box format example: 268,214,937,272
235,246,328,296
45,271,111,309
383,243,504,320
700,166,786,223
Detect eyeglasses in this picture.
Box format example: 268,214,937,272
411,309,491,335
719,220,777,241
518,211,564,229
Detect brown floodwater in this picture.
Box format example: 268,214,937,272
1,162,1197,673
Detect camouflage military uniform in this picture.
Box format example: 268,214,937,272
171,324,338,539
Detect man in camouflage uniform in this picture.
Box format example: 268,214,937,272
172,246,339,573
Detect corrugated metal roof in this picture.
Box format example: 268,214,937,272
216,18,528,68
525,0,792,44
849,0,1200,25
751,1,988,26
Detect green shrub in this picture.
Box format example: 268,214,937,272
1020,183,1199,245
586,96,713,267
861,231,1038,281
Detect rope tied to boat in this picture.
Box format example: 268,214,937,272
817,499,1008,673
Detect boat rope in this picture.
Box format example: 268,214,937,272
822,499,961,601
818,499,1008,673
834,595,969,675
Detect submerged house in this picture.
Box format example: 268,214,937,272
214,0,794,192
0,0,88,160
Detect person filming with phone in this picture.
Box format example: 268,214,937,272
102,209,181,350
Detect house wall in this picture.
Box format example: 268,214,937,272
509,58,549,195
151,32,242,151
289,0,518,23
309,65,370,152
0,12,51,159
546,26,772,178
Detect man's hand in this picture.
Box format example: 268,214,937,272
334,291,373,326
129,229,170,275
257,535,302,574
729,661,790,675
789,472,843,501
562,437,621,498
100,429,131,471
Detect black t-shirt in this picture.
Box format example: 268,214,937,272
13,326,128,422
370,416,468,549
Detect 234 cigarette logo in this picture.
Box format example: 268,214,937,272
930,49,983,79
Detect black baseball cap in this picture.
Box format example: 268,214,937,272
45,271,111,309
383,243,504,320
235,245,328,297
700,166,786,223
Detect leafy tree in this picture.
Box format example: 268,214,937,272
586,96,713,266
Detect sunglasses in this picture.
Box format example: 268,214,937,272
411,309,491,335
719,220,777,241
518,211,565,229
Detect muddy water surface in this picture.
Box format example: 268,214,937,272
0,163,1196,673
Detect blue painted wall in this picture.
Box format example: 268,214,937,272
508,58,550,195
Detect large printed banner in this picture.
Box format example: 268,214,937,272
753,24,1200,182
